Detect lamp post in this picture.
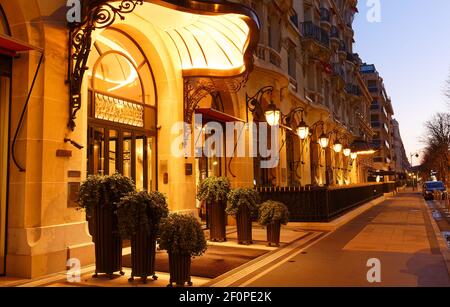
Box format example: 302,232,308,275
410,152,419,191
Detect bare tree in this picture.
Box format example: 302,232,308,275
446,71,450,101
420,113,450,185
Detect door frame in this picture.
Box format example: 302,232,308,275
0,54,12,276
87,120,157,191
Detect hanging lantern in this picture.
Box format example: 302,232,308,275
333,141,343,153
296,121,309,140
265,101,281,126
343,148,351,157
351,152,358,160
319,133,330,149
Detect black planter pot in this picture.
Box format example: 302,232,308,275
236,205,253,245
168,253,192,287
267,222,281,247
128,229,157,284
209,201,227,242
91,203,123,278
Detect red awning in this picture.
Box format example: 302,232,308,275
0,34,40,56
195,108,245,123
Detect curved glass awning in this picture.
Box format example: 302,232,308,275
111,0,260,77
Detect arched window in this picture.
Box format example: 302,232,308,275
0,5,10,36
87,28,157,191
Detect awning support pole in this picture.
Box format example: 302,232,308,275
11,52,44,172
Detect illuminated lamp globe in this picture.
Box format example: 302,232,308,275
343,148,351,157
319,133,330,149
333,141,343,153
296,121,309,140
351,152,358,160
265,102,281,127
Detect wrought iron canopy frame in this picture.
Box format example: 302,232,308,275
67,0,260,130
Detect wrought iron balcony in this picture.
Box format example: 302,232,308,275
330,26,340,39
290,11,299,29
345,83,362,96
301,21,330,48
333,64,345,79
320,8,331,25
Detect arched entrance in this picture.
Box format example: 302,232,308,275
86,28,157,191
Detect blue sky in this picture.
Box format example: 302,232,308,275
354,0,450,165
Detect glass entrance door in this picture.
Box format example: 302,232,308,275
0,56,11,276
195,121,225,228
88,126,156,191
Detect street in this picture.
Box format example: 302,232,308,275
218,191,450,287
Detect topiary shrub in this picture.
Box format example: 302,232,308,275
116,191,169,240
258,200,289,226
78,173,136,218
158,213,207,257
226,188,260,217
196,177,231,203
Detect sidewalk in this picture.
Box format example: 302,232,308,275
210,191,450,287
11,226,313,287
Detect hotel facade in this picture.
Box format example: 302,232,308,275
0,0,406,278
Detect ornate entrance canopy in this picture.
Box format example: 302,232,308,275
68,0,260,130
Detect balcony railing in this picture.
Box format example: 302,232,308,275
320,7,331,23
330,26,340,39
332,64,345,79
257,183,388,222
346,52,357,63
301,21,330,48
368,86,378,93
290,12,299,28
345,83,361,96
256,44,281,68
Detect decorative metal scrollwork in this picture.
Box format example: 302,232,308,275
67,0,143,130
183,74,249,124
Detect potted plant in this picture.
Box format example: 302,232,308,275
158,213,207,287
117,191,169,284
258,201,289,247
226,188,259,245
78,173,135,278
196,177,230,242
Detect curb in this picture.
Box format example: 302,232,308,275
422,198,450,277
288,196,386,232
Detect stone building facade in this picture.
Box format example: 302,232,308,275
361,63,396,177
0,0,381,278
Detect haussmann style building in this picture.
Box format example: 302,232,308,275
0,0,406,279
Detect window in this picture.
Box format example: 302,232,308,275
0,5,10,35
268,14,281,52
87,28,157,192
288,45,296,79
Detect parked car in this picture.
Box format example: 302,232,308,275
422,181,447,200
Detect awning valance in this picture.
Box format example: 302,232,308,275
0,34,40,56
196,108,245,123
350,139,379,155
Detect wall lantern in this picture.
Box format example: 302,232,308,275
343,148,352,157
319,133,330,149
265,101,281,127
333,141,343,153
351,152,358,160
297,121,309,140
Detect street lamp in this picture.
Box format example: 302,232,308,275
410,152,419,191
351,152,358,160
